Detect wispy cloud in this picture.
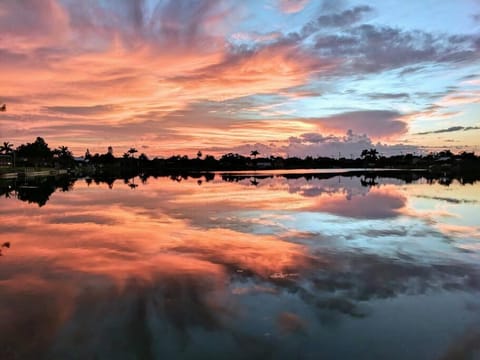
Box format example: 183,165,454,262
415,126,480,135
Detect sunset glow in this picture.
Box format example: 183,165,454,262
1,0,479,157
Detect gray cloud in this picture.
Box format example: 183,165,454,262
367,92,410,100
312,110,407,138
302,5,373,33
314,24,479,74
282,131,419,158
298,132,336,143
213,129,420,158
416,126,480,135
45,104,120,116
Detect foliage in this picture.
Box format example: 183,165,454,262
16,137,53,167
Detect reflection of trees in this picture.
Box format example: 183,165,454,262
17,179,58,207
0,176,76,207
0,185,15,198
2,173,480,358
1,171,478,208
360,175,378,187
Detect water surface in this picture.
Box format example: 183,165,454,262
1,173,479,359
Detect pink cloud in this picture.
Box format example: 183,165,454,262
278,0,310,13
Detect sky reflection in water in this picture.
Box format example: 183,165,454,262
0,174,479,359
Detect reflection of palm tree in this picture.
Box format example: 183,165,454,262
360,176,378,187
127,176,138,189
3,187,14,198
250,150,259,159
250,178,259,186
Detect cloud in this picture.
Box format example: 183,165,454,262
311,110,407,138
1,1,479,155
306,5,373,30
207,129,420,158
281,130,419,158
166,42,337,101
0,0,69,46
415,126,480,135
367,93,410,100
45,104,121,116
277,0,310,13
314,24,480,73
230,31,282,45
313,189,406,219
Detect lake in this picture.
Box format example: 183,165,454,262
0,172,479,359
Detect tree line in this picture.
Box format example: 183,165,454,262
1,137,479,176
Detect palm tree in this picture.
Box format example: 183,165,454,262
0,142,13,154
360,148,379,162
128,147,138,158
197,150,202,159
57,146,71,157
250,150,259,159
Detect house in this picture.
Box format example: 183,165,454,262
0,155,12,167
256,161,272,169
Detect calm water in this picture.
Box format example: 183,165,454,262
1,173,479,359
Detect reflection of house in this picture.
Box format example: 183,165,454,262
0,155,12,167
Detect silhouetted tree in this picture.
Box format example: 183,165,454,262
250,150,260,159
128,147,138,158
0,142,13,154
53,145,74,167
85,148,92,161
360,148,379,162
16,137,53,167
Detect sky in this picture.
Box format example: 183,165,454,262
0,0,479,158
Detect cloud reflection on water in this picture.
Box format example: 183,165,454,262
0,175,479,359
